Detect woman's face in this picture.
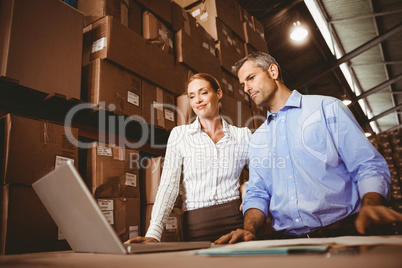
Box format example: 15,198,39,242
187,78,222,119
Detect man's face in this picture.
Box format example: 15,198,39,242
238,60,278,107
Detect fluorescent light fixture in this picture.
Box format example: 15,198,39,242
364,132,372,137
290,21,308,41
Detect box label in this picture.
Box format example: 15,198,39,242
200,11,208,21
165,110,174,122
127,91,140,106
165,217,178,231
192,9,201,17
102,210,114,225
129,226,139,239
97,146,113,156
92,37,107,53
98,199,114,210
125,172,137,187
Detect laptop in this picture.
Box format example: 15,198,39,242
32,161,211,254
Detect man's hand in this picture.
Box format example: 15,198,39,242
215,208,266,244
124,236,158,244
355,192,402,234
355,204,402,234
214,229,256,244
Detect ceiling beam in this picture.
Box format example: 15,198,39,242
294,22,402,89
352,61,402,66
329,9,402,23
384,123,402,132
354,73,402,101
369,103,402,122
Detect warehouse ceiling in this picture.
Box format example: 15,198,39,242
236,0,402,135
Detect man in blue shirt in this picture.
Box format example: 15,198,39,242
215,52,402,244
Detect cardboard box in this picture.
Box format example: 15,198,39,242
187,0,244,41
0,114,79,186
143,11,174,55
0,0,83,99
83,16,176,93
221,94,253,128
253,16,266,42
172,1,198,33
245,43,258,55
136,0,172,25
240,7,268,53
141,81,176,130
174,63,195,96
173,0,200,9
1,184,70,254
220,95,238,127
221,69,235,98
215,19,246,72
87,142,140,198
175,29,222,83
97,197,141,242
238,104,253,130
144,157,182,207
172,2,216,57
145,205,183,242
77,0,142,35
82,59,142,117
232,73,251,107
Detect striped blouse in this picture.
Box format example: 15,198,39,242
146,117,251,241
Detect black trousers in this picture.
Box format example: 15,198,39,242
183,199,243,242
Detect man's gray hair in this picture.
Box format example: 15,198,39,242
232,52,282,81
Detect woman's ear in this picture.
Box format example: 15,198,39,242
269,64,279,80
217,88,223,100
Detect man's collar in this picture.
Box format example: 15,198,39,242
266,90,302,123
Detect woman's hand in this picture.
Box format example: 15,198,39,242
124,236,158,244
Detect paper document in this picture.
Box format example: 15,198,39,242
218,235,402,249
193,236,402,255
194,245,329,256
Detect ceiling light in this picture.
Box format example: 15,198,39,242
342,99,352,106
365,132,372,137
341,94,352,106
290,21,308,41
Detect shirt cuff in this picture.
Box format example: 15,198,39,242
358,176,390,201
242,199,269,218
145,224,163,242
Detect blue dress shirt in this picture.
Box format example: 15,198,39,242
243,90,390,236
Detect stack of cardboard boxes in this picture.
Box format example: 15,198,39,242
85,142,141,242
0,0,83,254
0,114,79,254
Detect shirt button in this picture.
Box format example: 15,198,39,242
291,197,295,200
286,155,290,159
282,136,286,139
295,219,300,223
289,175,292,179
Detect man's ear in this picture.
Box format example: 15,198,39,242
269,64,279,80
